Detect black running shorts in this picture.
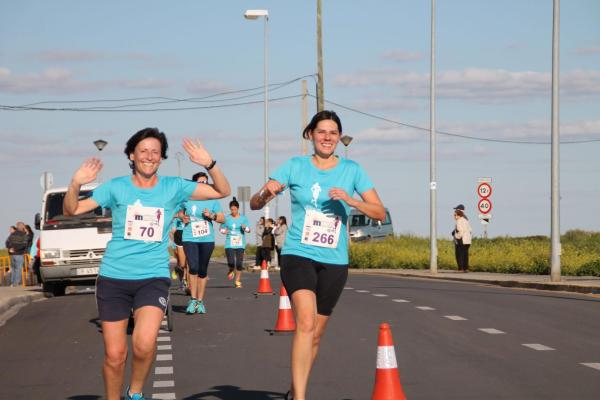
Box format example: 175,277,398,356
173,230,183,247
280,254,348,316
183,242,215,278
96,276,170,322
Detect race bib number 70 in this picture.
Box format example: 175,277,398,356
124,205,164,242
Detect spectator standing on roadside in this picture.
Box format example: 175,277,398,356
273,216,288,269
261,218,275,268
254,216,265,270
452,204,472,273
5,222,29,287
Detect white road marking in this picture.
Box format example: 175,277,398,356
344,287,354,290
356,290,370,293
155,366,173,375
444,315,467,321
581,363,600,371
152,393,176,399
392,299,410,303
153,381,175,388
416,306,435,311
373,294,388,297
478,328,505,334
522,344,555,351
157,345,172,351
156,354,173,361
161,320,167,326
157,336,171,342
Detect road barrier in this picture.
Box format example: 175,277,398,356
0,255,37,287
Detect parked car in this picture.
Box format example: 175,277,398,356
348,208,393,242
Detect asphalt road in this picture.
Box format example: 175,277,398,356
1,263,599,399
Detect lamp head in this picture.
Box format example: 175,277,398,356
244,9,269,19
94,139,108,151
340,135,354,147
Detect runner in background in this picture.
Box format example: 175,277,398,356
250,111,385,400
171,216,188,290
63,128,230,400
180,172,225,314
220,197,250,288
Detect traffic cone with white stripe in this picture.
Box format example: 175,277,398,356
274,283,295,332
372,323,407,400
256,260,273,294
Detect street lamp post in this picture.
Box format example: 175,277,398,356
175,151,184,177
340,135,353,159
244,9,270,219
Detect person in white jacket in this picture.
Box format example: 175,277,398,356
452,204,472,272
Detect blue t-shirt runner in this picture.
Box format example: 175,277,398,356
221,214,251,249
92,175,197,280
181,199,223,243
270,155,373,265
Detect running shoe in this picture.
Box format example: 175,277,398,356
171,269,178,280
125,386,145,400
227,270,235,280
196,300,206,314
185,299,198,314
234,281,242,288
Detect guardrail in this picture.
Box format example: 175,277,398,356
0,255,38,287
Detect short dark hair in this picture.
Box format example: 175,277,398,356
124,128,169,172
229,197,239,209
192,172,208,181
278,216,287,225
302,110,342,139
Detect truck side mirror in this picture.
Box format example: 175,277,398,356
34,213,41,230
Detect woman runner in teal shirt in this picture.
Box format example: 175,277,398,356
250,111,385,400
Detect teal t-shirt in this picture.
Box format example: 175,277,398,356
270,155,374,265
92,175,197,280
221,214,250,249
181,199,223,243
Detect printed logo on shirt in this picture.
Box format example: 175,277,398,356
310,182,322,209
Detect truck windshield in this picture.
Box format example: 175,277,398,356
44,190,111,228
350,214,369,227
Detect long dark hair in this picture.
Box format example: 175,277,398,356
124,128,169,172
229,197,240,209
302,110,342,139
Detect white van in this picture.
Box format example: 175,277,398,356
34,184,112,296
348,208,393,242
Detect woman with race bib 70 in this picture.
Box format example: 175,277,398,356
63,128,230,400
250,110,385,400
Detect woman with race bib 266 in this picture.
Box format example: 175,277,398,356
250,110,385,400
64,128,230,400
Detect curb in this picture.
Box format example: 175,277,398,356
350,270,600,295
0,291,45,323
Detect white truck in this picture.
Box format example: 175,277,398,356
34,184,112,296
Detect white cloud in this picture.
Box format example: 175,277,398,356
0,67,171,94
572,46,600,55
36,50,104,62
381,50,425,62
334,68,600,100
33,50,179,66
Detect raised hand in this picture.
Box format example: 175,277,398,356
72,158,103,186
183,138,213,168
263,180,286,198
328,187,351,203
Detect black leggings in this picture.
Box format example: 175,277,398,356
225,248,245,271
455,242,470,271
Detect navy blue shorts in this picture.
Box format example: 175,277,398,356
280,254,348,316
225,248,245,271
183,241,215,278
95,276,170,322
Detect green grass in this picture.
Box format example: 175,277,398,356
348,229,600,276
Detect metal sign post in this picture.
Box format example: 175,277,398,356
237,186,251,216
477,177,492,239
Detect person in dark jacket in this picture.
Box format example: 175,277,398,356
5,222,29,286
261,218,275,268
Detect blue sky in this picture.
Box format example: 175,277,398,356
1,0,599,243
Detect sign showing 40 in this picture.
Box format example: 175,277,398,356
478,198,492,214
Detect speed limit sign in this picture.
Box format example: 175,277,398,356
478,198,492,214
477,182,492,198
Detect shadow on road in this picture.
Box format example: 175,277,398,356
67,395,101,400
182,385,284,400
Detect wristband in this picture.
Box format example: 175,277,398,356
206,159,217,170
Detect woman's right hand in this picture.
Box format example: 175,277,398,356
72,158,103,186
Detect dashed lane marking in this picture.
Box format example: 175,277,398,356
152,393,176,399
157,336,171,342
444,315,467,321
581,363,600,371
153,381,175,388
156,354,173,361
415,306,435,311
155,366,174,375
344,287,354,290
392,299,410,303
356,290,370,293
478,328,505,335
157,345,172,351
373,294,388,297
522,344,555,351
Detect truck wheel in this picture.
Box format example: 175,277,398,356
42,282,55,298
52,283,66,297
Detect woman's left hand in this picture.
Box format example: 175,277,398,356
183,138,213,168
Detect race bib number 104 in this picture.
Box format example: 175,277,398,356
301,209,342,249
125,205,165,242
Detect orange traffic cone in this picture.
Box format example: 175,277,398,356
256,260,273,294
274,284,295,332
372,323,407,400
